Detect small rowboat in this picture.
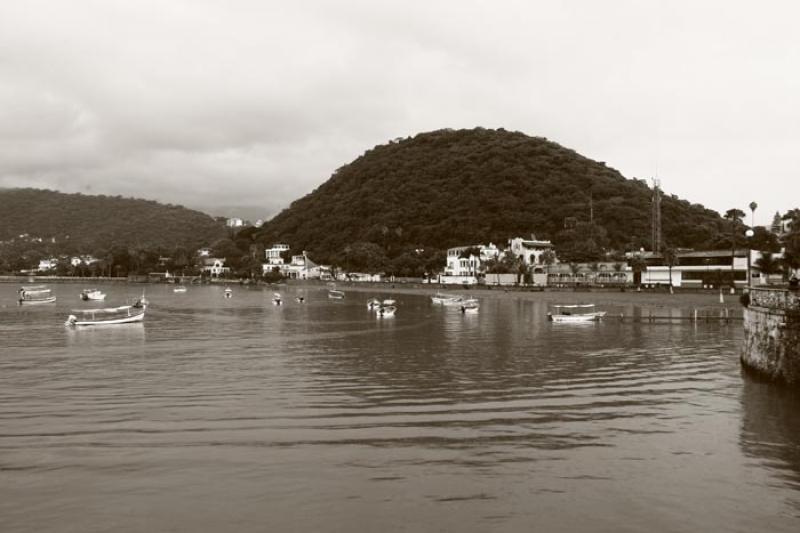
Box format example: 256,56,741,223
80,289,106,301
272,293,283,305
295,296,305,303
431,292,461,305
376,305,397,318
224,288,233,298
173,286,188,293
366,298,381,310
460,299,480,314
547,304,606,323
18,285,56,305
65,299,146,326
328,289,345,300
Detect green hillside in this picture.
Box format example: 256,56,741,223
0,188,226,252
257,128,728,267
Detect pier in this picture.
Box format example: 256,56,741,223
741,287,800,384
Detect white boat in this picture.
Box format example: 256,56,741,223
173,286,188,293
80,288,106,301
272,292,283,305
547,304,606,323
377,305,397,318
295,296,305,303
18,285,56,305
366,298,381,310
224,288,233,298
382,299,396,306
431,292,458,305
442,296,465,307
328,289,345,300
460,299,480,314
65,299,146,326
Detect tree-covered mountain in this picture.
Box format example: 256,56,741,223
0,188,226,252
257,128,729,267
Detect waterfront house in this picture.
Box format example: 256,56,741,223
37,258,58,272
627,249,749,288
202,257,230,278
265,244,290,266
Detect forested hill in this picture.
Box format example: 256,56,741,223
257,128,727,263
0,188,226,251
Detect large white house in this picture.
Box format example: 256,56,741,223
202,257,230,277
265,244,290,265
262,245,323,279
508,235,556,267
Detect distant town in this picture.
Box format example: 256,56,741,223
4,211,797,291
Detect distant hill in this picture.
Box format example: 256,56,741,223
0,188,226,252
257,128,728,264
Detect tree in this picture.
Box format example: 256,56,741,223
540,249,557,283
755,251,781,284
724,208,746,293
629,256,648,288
662,248,679,293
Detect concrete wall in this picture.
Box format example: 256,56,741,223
741,289,800,384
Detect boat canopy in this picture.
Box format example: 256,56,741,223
21,285,49,291
70,305,139,315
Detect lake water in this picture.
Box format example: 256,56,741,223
1,283,799,532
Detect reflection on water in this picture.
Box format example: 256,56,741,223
0,282,798,532
740,376,800,491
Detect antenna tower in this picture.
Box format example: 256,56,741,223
651,178,662,253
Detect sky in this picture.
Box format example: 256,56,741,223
1,0,798,225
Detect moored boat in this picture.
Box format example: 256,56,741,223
173,286,188,293
18,285,56,305
366,297,381,309
80,288,106,301
224,287,233,298
65,299,146,326
376,305,397,318
460,299,480,314
295,296,305,303
547,304,606,323
272,292,283,305
441,296,465,307
328,289,345,300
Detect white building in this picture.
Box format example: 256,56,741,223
628,249,750,288
508,235,556,267
202,258,230,277
70,255,99,267
265,244,290,265
37,258,58,271
226,218,244,228
197,247,212,258
262,251,322,279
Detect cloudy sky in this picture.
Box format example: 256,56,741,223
1,0,797,224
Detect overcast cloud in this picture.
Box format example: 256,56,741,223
1,0,798,224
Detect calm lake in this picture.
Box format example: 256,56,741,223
1,282,799,532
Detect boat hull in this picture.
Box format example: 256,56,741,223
19,296,57,305
66,310,145,326
548,312,606,323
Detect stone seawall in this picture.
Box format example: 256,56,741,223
742,288,800,384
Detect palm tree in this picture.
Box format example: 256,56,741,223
541,249,556,285
569,262,581,285
725,208,746,293
755,251,781,285
629,256,648,289
662,248,679,294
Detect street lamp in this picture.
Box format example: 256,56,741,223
746,228,754,288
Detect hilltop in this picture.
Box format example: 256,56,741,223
257,128,727,265
0,188,226,252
